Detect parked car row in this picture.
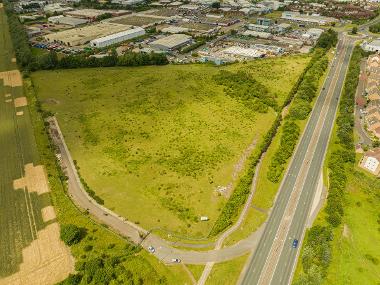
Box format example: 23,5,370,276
32,42,90,55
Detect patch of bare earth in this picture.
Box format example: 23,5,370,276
216,137,257,197
14,97,27,108
16,111,24,116
41,206,56,222
3,164,74,285
0,70,22,87
343,224,351,239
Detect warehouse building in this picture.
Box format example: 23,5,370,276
44,22,131,46
222,46,265,58
90,27,145,47
150,34,192,51
362,39,380,52
281,11,337,25
48,15,88,27
64,9,130,21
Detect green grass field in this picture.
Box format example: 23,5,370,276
206,254,249,285
323,168,380,284
31,56,309,238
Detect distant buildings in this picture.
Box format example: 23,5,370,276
48,15,88,27
281,11,337,25
362,39,380,52
44,22,132,46
150,34,192,50
90,27,145,48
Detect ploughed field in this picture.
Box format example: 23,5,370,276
32,56,309,237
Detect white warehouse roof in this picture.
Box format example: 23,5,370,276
90,27,145,48
151,34,192,50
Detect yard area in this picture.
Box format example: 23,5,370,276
31,55,309,238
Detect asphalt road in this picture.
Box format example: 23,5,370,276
47,116,266,264
241,35,355,285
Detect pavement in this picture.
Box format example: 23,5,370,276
240,35,355,285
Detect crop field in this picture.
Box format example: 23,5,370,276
31,55,309,237
0,7,73,284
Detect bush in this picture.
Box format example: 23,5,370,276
369,22,380,33
60,224,85,245
267,121,300,183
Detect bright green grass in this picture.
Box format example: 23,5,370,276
31,56,309,238
206,254,249,285
223,207,267,246
323,168,380,284
25,78,192,284
187,264,205,281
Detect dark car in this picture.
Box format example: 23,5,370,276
292,239,299,248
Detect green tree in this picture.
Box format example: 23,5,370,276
60,224,85,245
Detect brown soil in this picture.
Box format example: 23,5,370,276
13,164,50,195
4,93,11,98
14,97,28,108
41,206,56,222
16,111,24,116
0,223,74,285
343,224,351,239
5,99,12,103
11,58,16,63
0,70,23,87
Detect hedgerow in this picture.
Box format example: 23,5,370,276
295,46,364,285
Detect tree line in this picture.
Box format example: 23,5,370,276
209,30,338,237
294,46,364,285
267,48,329,183
3,1,168,72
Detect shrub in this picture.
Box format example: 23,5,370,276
60,224,85,245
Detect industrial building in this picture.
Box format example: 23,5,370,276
302,28,324,39
64,9,130,21
90,27,145,48
242,30,272,39
362,39,380,52
43,3,73,14
150,34,192,50
281,11,337,25
222,46,265,58
48,15,88,27
44,22,132,46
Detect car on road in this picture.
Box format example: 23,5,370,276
148,246,155,253
292,239,299,248
171,258,181,263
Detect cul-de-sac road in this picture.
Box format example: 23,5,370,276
240,35,355,285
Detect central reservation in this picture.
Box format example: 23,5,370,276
32,56,309,237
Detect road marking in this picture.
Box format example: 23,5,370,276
255,36,349,285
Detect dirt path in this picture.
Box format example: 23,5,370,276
197,156,265,285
